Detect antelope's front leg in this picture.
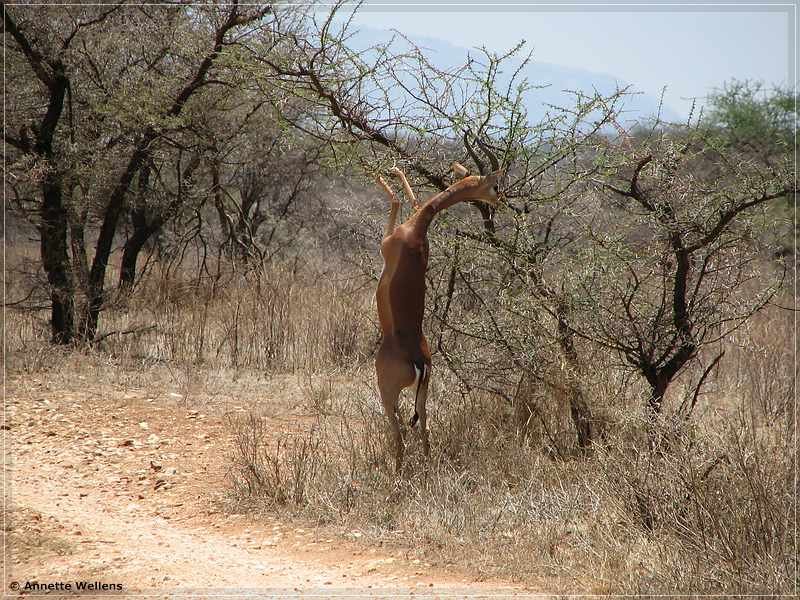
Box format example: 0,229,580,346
377,175,401,237
389,167,419,211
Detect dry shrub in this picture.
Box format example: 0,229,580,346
511,368,577,453
225,386,390,515
224,335,795,592
594,410,795,593
224,376,605,582
299,373,336,415
227,412,323,507
720,307,795,424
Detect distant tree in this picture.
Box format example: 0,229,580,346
704,79,796,150
704,79,797,259
207,113,327,266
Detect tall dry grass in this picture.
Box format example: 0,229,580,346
224,308,796,593
6,248,376,374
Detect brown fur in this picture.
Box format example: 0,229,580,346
375,169,501,472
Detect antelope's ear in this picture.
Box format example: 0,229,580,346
484,169,505,187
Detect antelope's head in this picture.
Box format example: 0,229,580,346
460,131,505,206
450,161,503,207
457,170,503,206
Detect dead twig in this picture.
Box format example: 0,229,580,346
94,324,157,343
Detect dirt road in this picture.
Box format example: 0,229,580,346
4,368,522,598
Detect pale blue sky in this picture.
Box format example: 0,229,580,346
347,7,793,117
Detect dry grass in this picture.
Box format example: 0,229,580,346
6,244,795,594
6,247,375,374
4,508,76,564
225,332,795,592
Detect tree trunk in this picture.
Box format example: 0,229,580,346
82,140,153,342
644,371,671,451
119,214,158,294
23,46,75,344
556,303,594,449
40,178,75,345
647,375,669,416
568,384,594,450
36,67,74,345
67,205,92,341
119,165,158,295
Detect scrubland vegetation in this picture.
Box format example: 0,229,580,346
5,2,796,593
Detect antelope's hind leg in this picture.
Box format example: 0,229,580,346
412,365,431,458
376,352,415,473
382,388,404,473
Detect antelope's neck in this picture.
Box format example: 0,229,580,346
409,188,471,234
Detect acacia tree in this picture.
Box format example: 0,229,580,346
246,3,633,448
704,79,796,151
570,121,794,419
3,2,122,342
4,2,272,342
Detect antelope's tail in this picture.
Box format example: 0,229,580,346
410,359,427,427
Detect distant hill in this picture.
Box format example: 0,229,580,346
349,27,680,125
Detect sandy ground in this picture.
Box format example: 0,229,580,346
3,365,526,599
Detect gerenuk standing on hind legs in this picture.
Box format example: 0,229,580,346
375,152,503,473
